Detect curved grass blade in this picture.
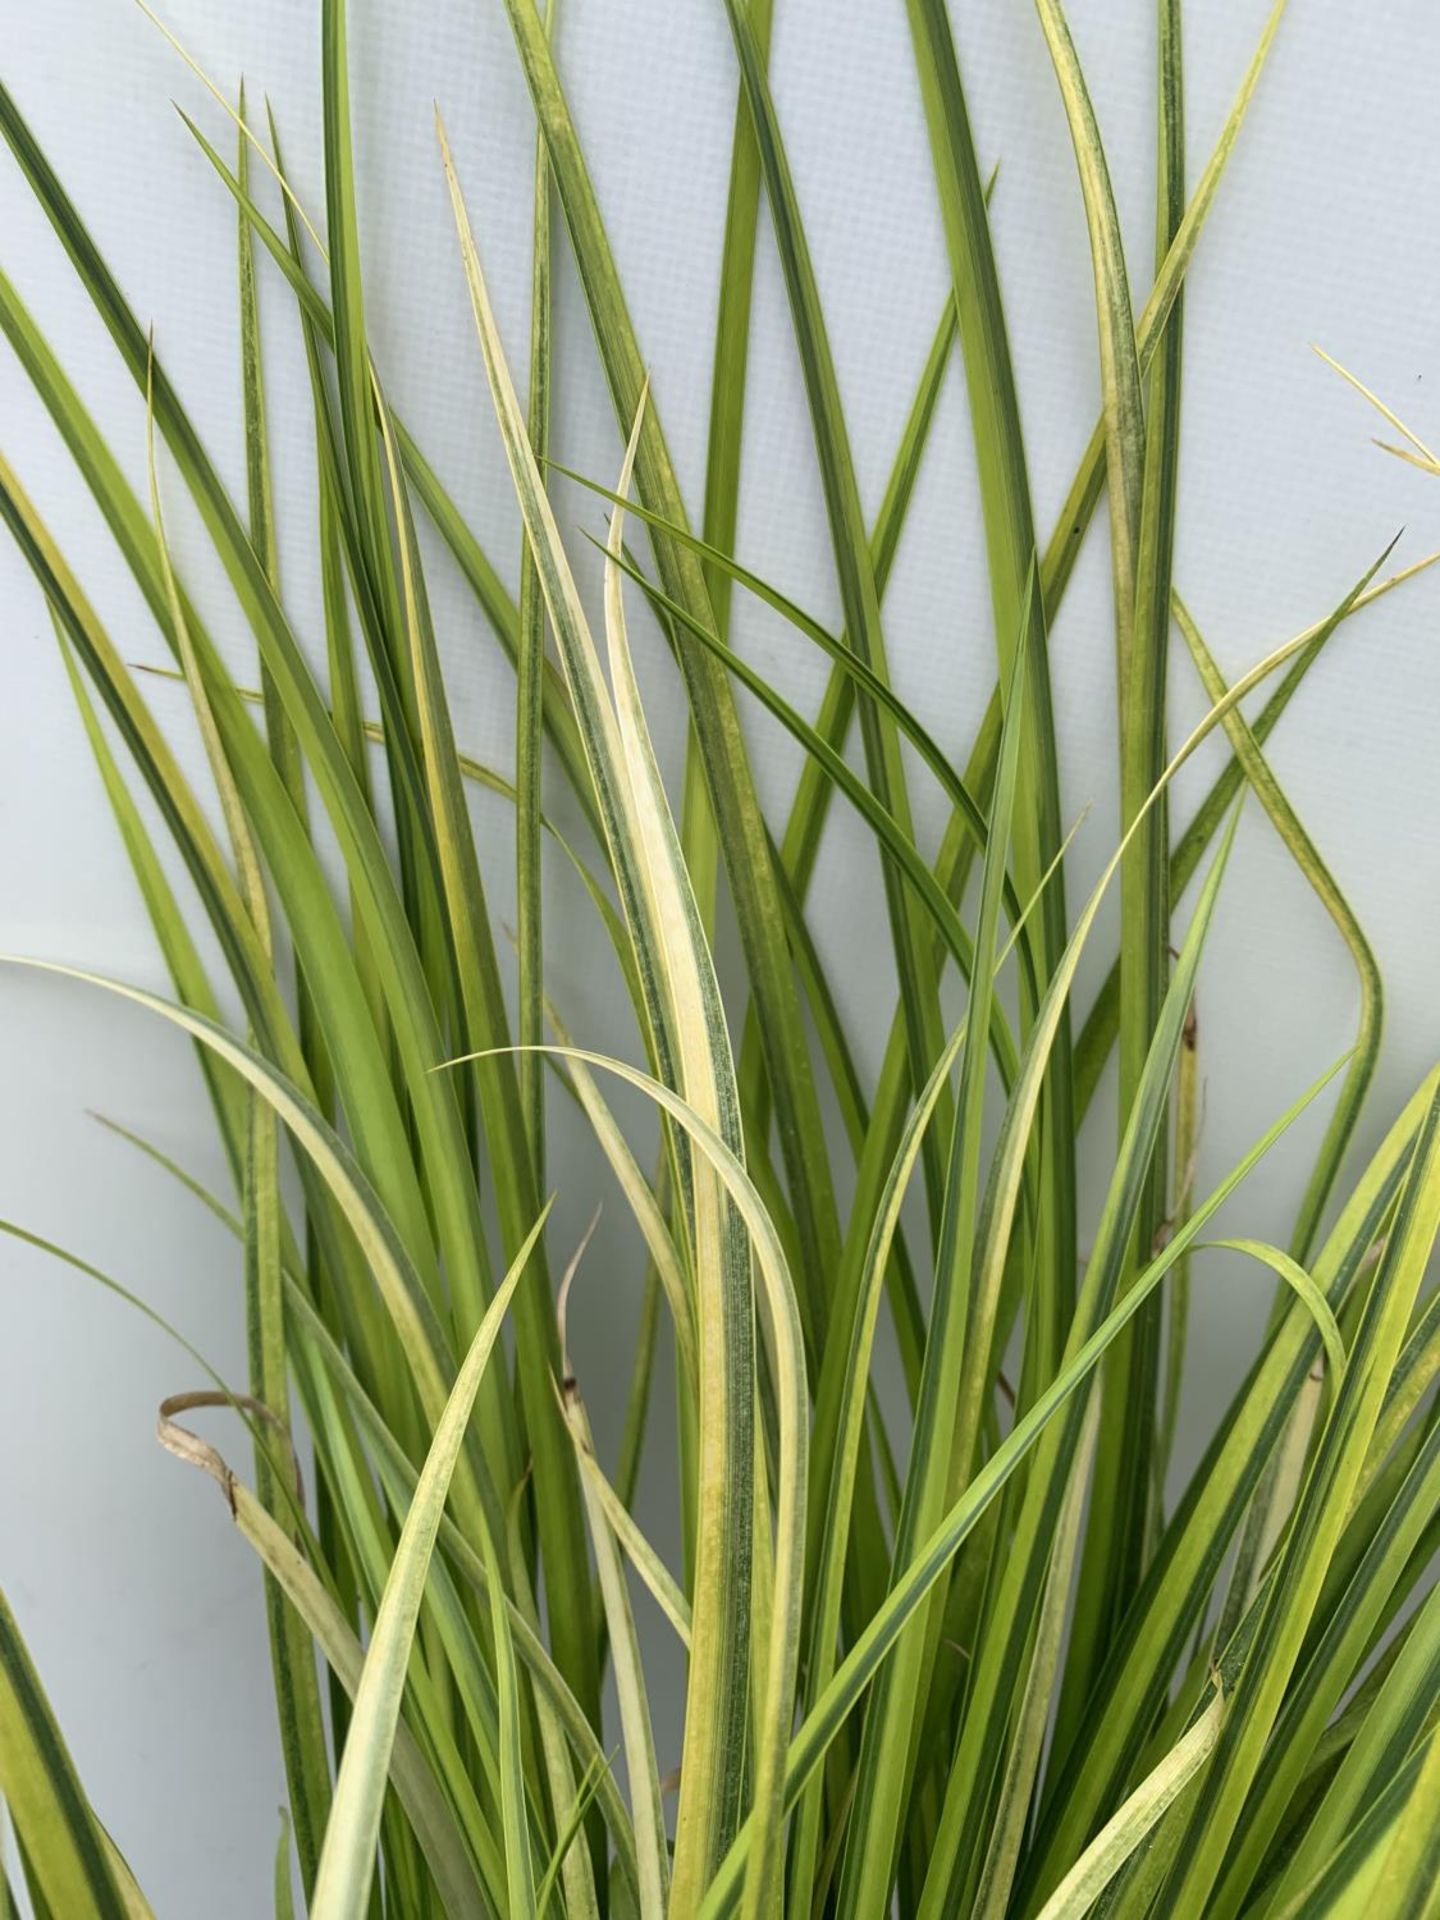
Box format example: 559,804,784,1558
0,257,498,1347
1,956,481,1518
285,1292,643,1912
600,538,1022,1087
1038,0,1290,616
1,74,493,1275
1074,542,1427,1117
1175,588,1384,1264
1033,0,1145,682
71,1117,639,1910
52,619,245,1179
1210,1239,1347,1395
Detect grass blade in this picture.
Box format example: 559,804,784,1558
1157,1087,1440,1915
699,1047,1348,1920
558,1254,670,1918
310,1209,549,1920
518,0,557,1193
0,1591,151,1920
835,623,1030,1917
721,0,950,1225
493,0,843,1344
1034,1687,1224,1920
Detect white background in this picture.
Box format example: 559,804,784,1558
3,1,1438,1910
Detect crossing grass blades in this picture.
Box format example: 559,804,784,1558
2,1,1439,1915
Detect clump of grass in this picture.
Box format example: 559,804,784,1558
2,2,1438,1916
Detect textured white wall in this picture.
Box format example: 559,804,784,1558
3,1,1439,1910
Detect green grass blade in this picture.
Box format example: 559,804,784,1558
721,0,950,1222
1073,543,1425,1116
231,138,337,1885
157,1402,491,1918
917,805,1244,1919
1268,1581,1440,1912
0,1590,150,1920
533,1753,609,1919
560,1339,669,1917
375,391,601,1720
283,1276,643,1906
1198,1386,1440,1915
698,1049,1347,1920
1038,0,1289,616
1209,1239,1347,1391
448,1039,808,1920
1021,1068,1438,1909
1028,20,1153,1691
272,1810,295,1920
601,539,1022,1088
1032,0,1145,686
683,0,777,941
1155,980,1199,1495
492,0,843,1342
1070,0,1186,1722
701,0,773,651
518,0,557,1192
320,0,398,639
1266,1735,1436,1920
51,618,245,1180
1156,1087,1440,1916
904,0,1078,1424
180,97,601,848
2,958,480,1512
237,83,306,827
742,285,964,1105
309,1209,547,1920
1034,1687,1223,1920
835,626,1030,1918
1368,1725,1440,1920
0,223,484,1314
439,133,766,1897
1175,589,1384,1264
789,830,1075,1905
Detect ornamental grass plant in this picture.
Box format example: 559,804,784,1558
2,1,1438,1915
